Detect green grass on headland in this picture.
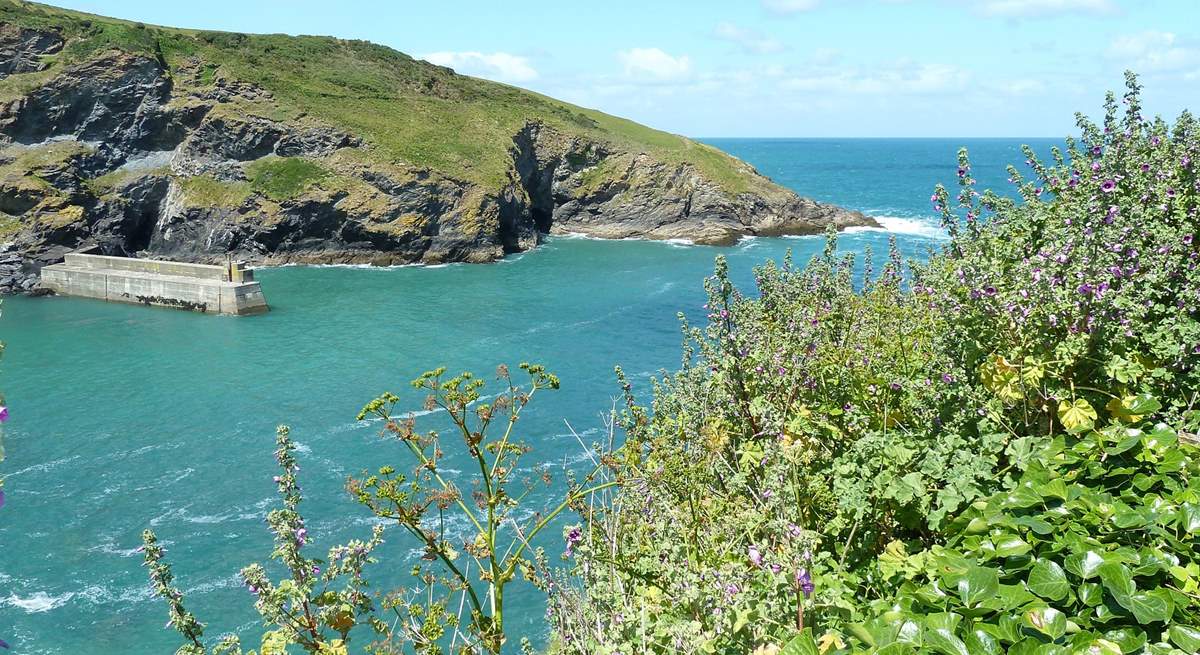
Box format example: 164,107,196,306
0,1,770,195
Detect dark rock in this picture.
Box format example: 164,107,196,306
0,24,64,79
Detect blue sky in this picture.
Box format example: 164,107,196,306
48,0,1200,138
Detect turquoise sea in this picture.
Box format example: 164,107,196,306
0,138,1057,653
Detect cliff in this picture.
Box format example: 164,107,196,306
0,2,874,292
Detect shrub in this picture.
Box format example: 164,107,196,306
844,418,1200,655
550,73,1200,654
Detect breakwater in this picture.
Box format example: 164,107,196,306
39,251,268,315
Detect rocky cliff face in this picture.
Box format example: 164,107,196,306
0,24,874,293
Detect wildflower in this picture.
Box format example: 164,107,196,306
295,528,307,545
0,406,7,423
796,568,814,597
748,545,763,567
1101,179,1117,193
1091,146,1102,156
0,489,5,511
311,565,320,575
724,582,740,598
565,526,583,555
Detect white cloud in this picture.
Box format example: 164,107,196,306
762,0,820,14
420,51,538,83
713,22,784,55
1108,31,1198,73
978,0,1116,18
617,48,692,80
780,62,969,94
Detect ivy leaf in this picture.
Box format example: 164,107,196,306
1022,607,1066,640
958,565,1000,607
781,629,819,655
1169,626,1200,652
1178,503,1200,534
1121,591,1172,624
924,614,970,655
1027,559,1070,601
1064,550,1105,580
1077,582,1104,607
1058,398,1097,433
994,534,1032,558
1097,562,1135,603
1079,639,1122,655
963,629,1001,655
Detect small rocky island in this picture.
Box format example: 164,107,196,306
0,2,875,294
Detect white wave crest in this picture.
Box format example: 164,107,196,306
845,216,947,240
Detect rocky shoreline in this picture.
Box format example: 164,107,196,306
0,21,875,295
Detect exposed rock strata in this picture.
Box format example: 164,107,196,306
0,26,875,293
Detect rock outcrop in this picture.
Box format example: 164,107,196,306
0,21,874,293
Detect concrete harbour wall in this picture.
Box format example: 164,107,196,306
40,252,268,315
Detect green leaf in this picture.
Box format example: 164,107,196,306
1066,550,1107,579
1028,559,1070,601
994,534,1032,558
874,644,916,655
1058,398,1097,433
1121,591,1172,624
958,565,1000,607
1023,607,1067,640
924,616,970,655
781,629,819,655
1102,628,1147,654
1169,625,1200,652
1077,582,1104,607
1178,503,1200,534
963,629,1001,655
1097,562,1135,602
1078,639,1123,655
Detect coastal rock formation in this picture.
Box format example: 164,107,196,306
0,13,874,293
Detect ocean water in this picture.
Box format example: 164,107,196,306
0,138,1056,653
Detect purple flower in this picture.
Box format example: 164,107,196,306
565,526,583,555
0,489,5,511
724,582,740,598
797,568,814,597
942,373,954,384
1101,179,1117,193
748,545,763,567
295,528,307,545
0,406,8,423
312,565,321,575
984,286,997,296
1091,146,1102,156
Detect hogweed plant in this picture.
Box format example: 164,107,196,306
143,426,384,655
351,363,617,653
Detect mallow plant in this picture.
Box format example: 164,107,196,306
549,72,1200,654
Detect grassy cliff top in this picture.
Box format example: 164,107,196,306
0,1,773,195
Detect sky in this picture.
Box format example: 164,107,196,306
45,0,1200,138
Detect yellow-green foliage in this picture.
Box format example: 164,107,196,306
245,157,328,201
177,175,252,208
0,212,21,237
363,213,428,237
0,1,771,196
84,166,169,196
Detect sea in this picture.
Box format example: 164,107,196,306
0,138,1057,653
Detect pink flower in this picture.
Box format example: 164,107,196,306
748,545,763,567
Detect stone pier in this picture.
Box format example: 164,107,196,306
40,250,268,315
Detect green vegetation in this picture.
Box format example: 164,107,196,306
550,73,1200,654
245,157,329,201
0,0,769,194
177,175,252,208
134,66,1197,655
